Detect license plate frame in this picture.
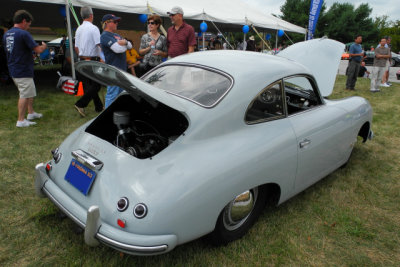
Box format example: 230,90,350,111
65,159,97,195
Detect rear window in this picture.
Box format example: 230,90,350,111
143,65,233,107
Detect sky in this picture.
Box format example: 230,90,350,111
243,0,400,22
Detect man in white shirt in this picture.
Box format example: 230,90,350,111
73,6,103,117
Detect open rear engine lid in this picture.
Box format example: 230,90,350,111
75,61,186,112
277,38,344,97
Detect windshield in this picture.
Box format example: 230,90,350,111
143,65,233,107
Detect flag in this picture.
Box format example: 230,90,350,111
307,0,323,40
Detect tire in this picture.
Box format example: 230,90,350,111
209,186,267,245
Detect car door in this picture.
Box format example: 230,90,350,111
284,76,350,192
245,81,298,199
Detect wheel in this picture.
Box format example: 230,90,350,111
209,186,267,245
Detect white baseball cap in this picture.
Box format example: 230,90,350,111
167,6,184,16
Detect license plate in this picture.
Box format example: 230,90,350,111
65,159,97,195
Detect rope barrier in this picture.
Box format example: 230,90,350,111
204,13,234,50
283,31,294,45
68,0,80,26
250,23,272,50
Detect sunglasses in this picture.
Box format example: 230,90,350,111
148,21,157,25
107,20,118,24
169,14,176,17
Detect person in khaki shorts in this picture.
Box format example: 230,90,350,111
3,10,47,127
370,38,390,93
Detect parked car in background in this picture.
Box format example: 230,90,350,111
35,38,373,256
341,52,350,60
391,52,400,66
364,51,400,67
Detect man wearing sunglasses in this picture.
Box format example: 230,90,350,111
100,14,132,107
166,6,196,58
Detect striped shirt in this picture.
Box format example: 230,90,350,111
167,22,196,58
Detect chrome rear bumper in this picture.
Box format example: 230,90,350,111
35,163,175,255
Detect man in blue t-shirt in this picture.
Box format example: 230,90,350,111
345,35,364,90
3,10,47,127
100,14,132,107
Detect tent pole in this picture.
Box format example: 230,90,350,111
250,24,271,50
203,13,234,49
65,0,75,79
262,32,265,52
305,26,308,41
275,30,278,54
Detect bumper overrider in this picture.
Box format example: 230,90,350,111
35,163,177,255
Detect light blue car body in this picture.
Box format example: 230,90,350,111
35,38,373,255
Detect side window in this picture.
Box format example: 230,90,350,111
245,81,285,124
284,76,321,115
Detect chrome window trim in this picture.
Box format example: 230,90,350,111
245,74,325,125
283,74,324,116
142,62,234,108
286,105,324,118
245,80,286,125
283,74,324,104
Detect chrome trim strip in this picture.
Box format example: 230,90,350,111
96,233,168,253
42,184,85,228
42,184,168,254
71,149,103,170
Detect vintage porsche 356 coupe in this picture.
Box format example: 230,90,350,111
35,38,373,255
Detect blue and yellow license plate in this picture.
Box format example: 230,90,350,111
65,159,96,195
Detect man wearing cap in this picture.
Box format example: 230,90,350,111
100,14,132,107
167,6,196,58
74,6,103,117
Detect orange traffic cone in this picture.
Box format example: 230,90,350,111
76,81,84,96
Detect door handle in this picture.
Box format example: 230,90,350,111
299,139,311,148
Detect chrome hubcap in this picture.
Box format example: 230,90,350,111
222,187,258,231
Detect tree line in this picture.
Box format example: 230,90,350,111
280,0,400,53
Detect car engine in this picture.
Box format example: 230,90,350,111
113,111,169,159
85,93,188,159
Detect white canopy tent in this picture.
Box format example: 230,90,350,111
23,0,306,79
23,0,306,34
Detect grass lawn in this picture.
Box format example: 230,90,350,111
0,65,399,266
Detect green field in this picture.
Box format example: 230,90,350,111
0,66,399,266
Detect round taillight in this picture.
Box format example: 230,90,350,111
46,163,52,172
133,203,147,219
117,197,129,212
